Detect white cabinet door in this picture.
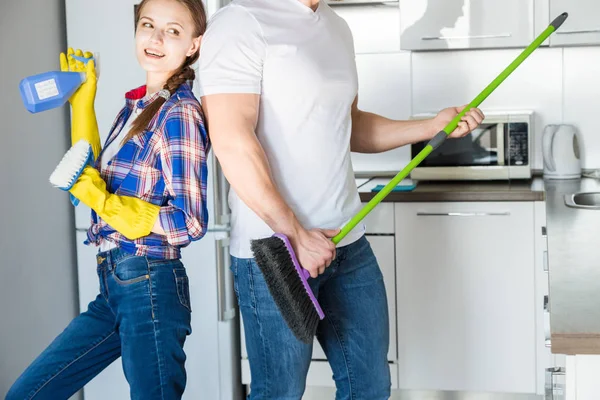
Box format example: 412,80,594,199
400,0,535,50
351,52,412,174
331,3,401,54
566,355,600,399
395,202,538,394
549,0,600,46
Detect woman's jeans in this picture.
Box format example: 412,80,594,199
6,247,192,400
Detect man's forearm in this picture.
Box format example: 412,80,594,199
350,109,436,154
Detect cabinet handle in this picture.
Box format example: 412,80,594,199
556,28,600,35
216,237,236,322
421,33,512,41
416,212,510,217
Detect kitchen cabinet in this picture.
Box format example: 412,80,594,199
351,52,412,174
395,201,550,395
399,0,535,51
563,355,600,399
332,2,401,54
549,0,600,47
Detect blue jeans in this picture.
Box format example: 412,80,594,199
232,235,391,400
6,248,192,400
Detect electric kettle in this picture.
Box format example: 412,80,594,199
542,124,582,180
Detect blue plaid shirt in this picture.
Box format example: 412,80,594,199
85,83,209,259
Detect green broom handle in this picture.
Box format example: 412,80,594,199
332,12,568,245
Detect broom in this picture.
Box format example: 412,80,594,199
251,12,569,344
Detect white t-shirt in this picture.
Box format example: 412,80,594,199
98,105,142,252
198,0,365,258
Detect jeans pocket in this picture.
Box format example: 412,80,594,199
112,256,150,286
173,268,191,312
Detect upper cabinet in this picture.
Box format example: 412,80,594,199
399,0,536,51
332,2,401,54
549,0,600,47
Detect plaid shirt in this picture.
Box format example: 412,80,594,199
85,83,209,259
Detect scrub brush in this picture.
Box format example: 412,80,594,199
50,139,93,191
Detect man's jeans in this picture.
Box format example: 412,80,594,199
232,235,391,400
6,247,192,400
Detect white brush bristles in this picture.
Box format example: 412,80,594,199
49,139,92,190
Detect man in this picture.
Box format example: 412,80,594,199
198,1,484,398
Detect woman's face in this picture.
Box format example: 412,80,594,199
135,0,200,78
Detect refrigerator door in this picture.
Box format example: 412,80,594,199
181,232,221,400
200,143,241,400
74,204,91,231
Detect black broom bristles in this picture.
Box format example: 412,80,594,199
251,235,321,344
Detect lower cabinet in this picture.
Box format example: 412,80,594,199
395,201,549,395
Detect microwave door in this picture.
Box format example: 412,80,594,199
470,126,497,166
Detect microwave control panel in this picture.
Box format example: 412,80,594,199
507,123,529,166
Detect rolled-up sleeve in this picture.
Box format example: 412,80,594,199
157,102,209,247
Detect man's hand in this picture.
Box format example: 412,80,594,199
287,227,340,278
431,105,485,138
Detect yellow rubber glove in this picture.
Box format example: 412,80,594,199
59,48,102,160
69,167,161,240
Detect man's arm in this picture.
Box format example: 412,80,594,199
201,93,338,277
350,96,485,153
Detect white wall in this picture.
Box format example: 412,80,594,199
0,0,80,398
341,5,600,173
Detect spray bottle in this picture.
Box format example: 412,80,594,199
19,54,99,113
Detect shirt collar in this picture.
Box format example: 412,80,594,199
124,85,164,110
124,82,193,110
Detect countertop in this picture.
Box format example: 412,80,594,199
357,177,545,203
545,178,600,354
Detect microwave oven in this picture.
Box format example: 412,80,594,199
409,111,533,181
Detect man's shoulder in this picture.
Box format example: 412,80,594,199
205,0,267,36
210,0,291,27
210,0,261,21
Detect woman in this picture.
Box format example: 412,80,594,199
7,0,209,398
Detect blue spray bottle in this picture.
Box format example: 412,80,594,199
19,55,97,113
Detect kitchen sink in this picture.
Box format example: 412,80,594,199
564,192,600,209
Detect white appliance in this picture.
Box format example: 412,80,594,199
542,124,582,180
66,1,243,399
409,111,533,181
